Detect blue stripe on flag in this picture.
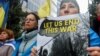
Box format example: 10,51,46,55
2,2,9,28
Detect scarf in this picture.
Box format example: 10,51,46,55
21,30,38,41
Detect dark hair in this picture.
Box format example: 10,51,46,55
22,12,40,27
22,12,40,31
96,2,100,9
97,1,100,5
25,12,40,23
0,28,2,34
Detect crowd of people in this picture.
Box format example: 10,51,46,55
0,0,100,56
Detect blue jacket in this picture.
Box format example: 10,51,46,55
12,30,38,56
12,29,100,56
12,38,36,56
90,28,100,47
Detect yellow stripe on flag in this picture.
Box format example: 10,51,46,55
0,7,5,28
38,0,50,18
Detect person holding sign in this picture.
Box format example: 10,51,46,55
49,0,100,56
48,0,88,56
0,28,15,56
31,0,100,56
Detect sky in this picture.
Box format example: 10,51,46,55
76,0,89,13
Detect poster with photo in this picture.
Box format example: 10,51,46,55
37,0,89,56
37,14,89,56
0,0,91,56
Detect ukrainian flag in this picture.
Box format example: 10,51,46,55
0,0,9,28
0,5,5,28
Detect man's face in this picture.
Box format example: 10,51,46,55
96,3,100,16
60,2,79,16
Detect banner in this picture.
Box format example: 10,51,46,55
37,14,89,56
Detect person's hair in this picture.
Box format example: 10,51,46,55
0,28,2,34
93,2,100,17
96,2,100,10
22,12,40,26
96,1,100,5
60,0,79,10
1,28,14,40
22,12,40,31
25,12,40,23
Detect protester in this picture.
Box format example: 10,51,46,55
31,0,100,56
12,12,39,56
87,2,100,56
0,28,15,56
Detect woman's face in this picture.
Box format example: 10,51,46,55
24,14,38,30
0,31,8,41
60,2,79,16
96,3,100,16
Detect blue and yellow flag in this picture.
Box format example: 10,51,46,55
0,5,5,28
0,1,9,28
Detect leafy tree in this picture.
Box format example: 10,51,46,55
7,0,26,38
